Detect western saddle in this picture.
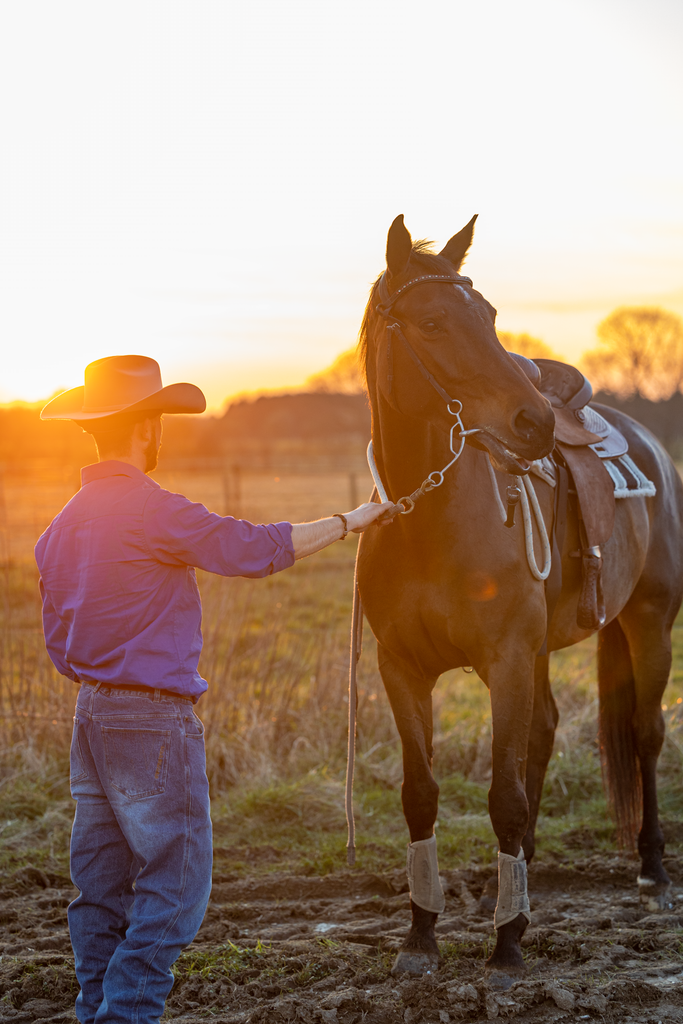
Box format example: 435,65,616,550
510,354,655,633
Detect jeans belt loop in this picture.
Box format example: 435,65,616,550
153,688,161,702
93,682,103,694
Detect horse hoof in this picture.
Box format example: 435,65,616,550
638,877,673,912
391,951,439,976
484,970,515,992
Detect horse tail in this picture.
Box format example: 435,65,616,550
597,617,641,848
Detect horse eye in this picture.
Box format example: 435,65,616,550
420,321,438,334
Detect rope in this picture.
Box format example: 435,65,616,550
485,459,551,580
366,441,389,503
345,493,372,867
520,475,552,581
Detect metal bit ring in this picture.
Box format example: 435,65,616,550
397,495,416,514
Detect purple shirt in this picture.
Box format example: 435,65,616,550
35,461,294,699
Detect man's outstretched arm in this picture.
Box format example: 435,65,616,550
291,501,397,559
145,489,399,576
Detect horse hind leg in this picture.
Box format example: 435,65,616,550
607,609,674,909
377,646,442,976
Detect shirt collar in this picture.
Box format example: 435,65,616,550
81,461,155,487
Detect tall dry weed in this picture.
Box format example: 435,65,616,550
2,532,683,827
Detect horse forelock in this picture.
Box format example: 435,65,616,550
357,241,456,389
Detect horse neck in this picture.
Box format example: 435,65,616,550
370,389,446,505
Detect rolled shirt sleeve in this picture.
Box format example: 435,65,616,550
142,487,295,577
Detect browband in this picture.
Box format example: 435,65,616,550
375,271,473,315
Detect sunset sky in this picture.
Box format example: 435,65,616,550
1,0,682,408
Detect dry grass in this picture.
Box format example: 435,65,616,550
2,470,683,878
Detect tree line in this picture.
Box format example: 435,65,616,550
2,306,682,466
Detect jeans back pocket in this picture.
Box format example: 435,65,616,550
102,726,172,799
70,718,89,787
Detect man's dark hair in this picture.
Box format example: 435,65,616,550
76,410,161,459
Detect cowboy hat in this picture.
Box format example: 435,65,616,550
40,355,206,421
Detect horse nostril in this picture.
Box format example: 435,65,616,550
512,405,545,441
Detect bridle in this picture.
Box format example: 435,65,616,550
373,270,482,513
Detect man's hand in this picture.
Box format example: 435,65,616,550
291,501,400,560
345,501,401,532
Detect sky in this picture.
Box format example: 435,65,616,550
0,0,682,408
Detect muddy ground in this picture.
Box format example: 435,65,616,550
1,854,683,1023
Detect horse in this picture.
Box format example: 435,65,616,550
356,214,683,979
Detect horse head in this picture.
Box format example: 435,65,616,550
361,215,555,474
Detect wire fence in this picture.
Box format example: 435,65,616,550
0,459,375,562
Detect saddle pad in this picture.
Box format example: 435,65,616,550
604,455,657,498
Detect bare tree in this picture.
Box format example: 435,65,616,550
582,307,683,399
306,348,364,394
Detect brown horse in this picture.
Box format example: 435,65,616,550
356,214,683,978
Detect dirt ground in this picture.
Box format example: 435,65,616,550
1,854,683,1023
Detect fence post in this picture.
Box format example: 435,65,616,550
221,463,232,517
349,471,358,510
232,465,242,519
0,461,7,564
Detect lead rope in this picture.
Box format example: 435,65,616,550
345,497,371,867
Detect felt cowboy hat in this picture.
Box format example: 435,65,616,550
40,355,206,421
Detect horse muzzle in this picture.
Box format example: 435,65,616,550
467,429,544,475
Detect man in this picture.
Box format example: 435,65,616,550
36,355,394,1024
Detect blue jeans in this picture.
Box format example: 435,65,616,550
69,684,212,1024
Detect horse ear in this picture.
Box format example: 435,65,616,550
386,214,412,278
439,214,478,270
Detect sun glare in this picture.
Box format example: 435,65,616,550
0,0,682,406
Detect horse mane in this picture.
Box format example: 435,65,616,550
357,240,456,387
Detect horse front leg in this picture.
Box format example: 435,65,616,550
485,653,535,976
377,645,441,976
522,654,559,864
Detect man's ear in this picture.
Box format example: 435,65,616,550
136,416,155,443
386,214,412,279
439,215,478,270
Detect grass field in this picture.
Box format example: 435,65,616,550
4,472,683,1022
2,467,683,885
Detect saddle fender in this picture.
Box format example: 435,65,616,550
555,441,616,549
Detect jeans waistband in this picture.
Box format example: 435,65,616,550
80,681,196,705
